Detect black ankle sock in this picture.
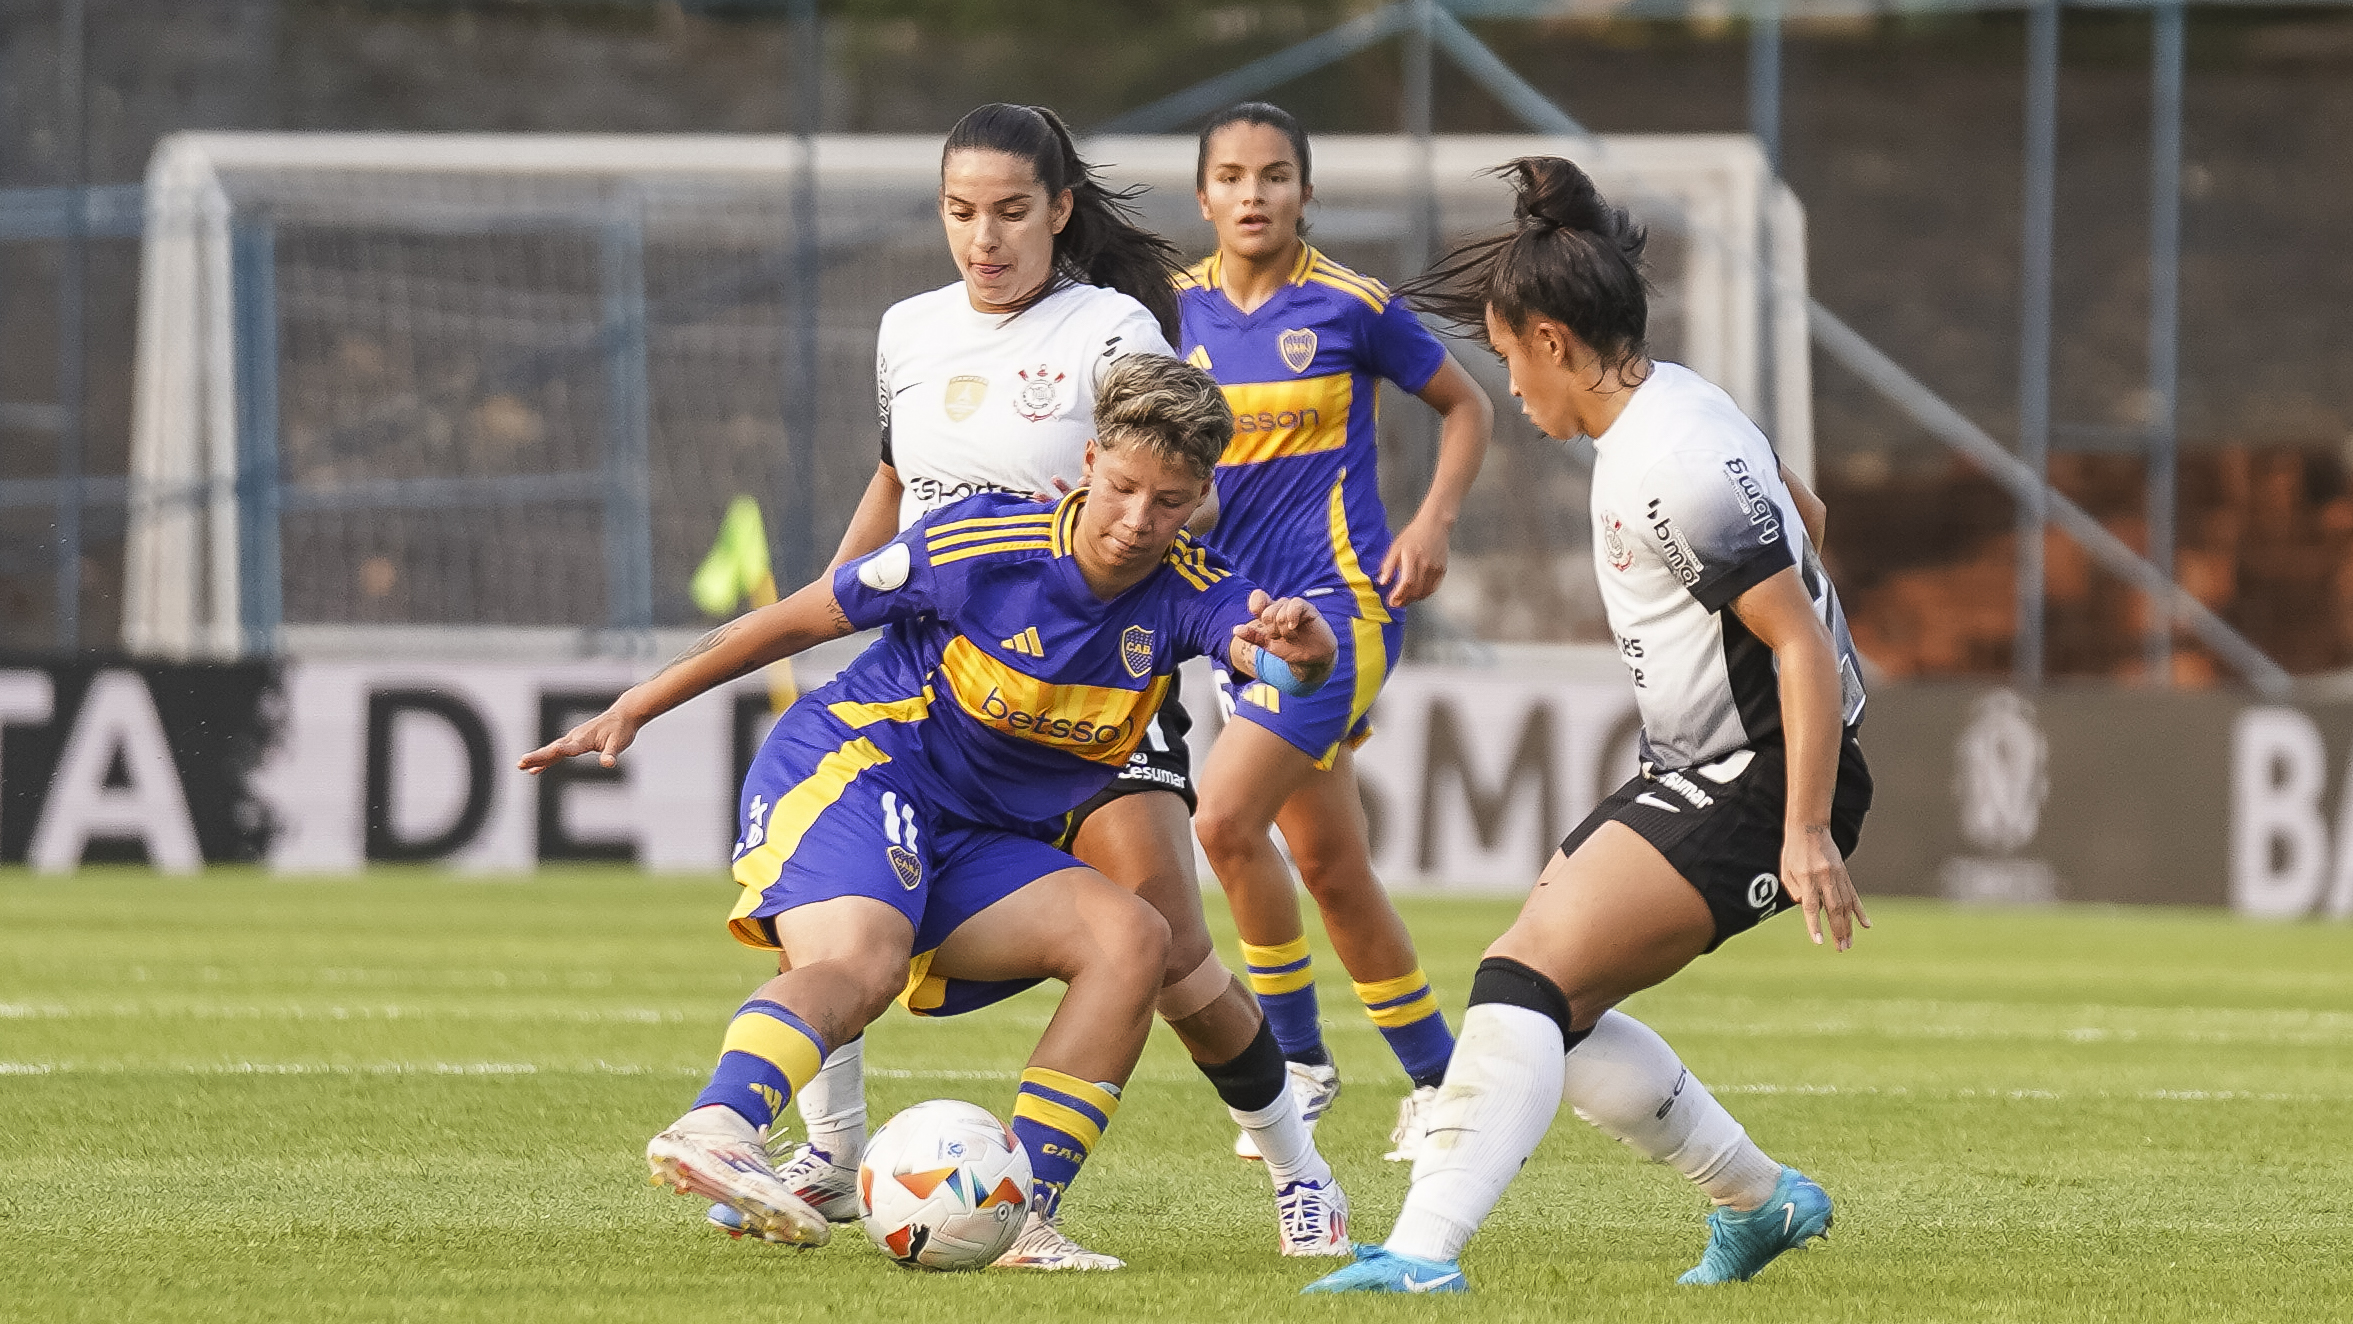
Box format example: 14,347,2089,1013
1196,1018,1287,1113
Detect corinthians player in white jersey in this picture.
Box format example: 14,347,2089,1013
710,103,1349,1269
1308,157,1872,1296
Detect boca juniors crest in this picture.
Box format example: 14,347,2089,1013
1015,364,1066,421
1120,625,1155,679
1278,328,1317,374
888,845,922,890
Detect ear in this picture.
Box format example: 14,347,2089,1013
1050,187,1075,235
1197,189,1213,223
1082,437,1100,481
1300,180,1315,208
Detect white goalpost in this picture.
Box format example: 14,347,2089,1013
125,131,1808,660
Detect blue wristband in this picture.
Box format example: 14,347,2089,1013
1252,644,1319,697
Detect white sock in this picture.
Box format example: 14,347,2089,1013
1562,1010,1782,1210
792,1038,869,1167
675,1103,759,1143
1229,1090,1331,1190
1385,1003,1565,1263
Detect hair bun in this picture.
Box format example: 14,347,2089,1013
1507,156,1612,235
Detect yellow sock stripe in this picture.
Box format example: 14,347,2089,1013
720,1010,826,1094
1354,970,1442,1029
1241,937,1316,995
1014,1071,1118,1151
1240,937,1311,965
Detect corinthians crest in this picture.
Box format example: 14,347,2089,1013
1601,511,1634,571
1121,625,1155,679
1014,363,1066,421
1278,328,1317,374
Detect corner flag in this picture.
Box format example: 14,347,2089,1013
693,495,797,713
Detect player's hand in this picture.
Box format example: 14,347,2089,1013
1378,516,1451,608
1782,824,1869,951
518,704,643,773
1027,476,1074,503
1233,589,1337,683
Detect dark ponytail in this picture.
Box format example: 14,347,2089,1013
1401,156,1651,378
942,103,1183,342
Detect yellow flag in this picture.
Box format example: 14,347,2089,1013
691,495,796,713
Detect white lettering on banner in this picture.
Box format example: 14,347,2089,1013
0,671,57,842
2229,707,2345,919
28,671,202,873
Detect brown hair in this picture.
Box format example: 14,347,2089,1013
1092,355,1232,481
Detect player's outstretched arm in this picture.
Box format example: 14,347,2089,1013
1730,566,1869,951
518,579,856,773
1228,590,1339,695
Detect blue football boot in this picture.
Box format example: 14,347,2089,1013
1301,1243,1469,1295
1677,1166,1833,1285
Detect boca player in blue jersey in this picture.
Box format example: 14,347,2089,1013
1180,103,1495,1161
520,355,1338,1268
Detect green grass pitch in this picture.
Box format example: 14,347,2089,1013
4,869,2351,1322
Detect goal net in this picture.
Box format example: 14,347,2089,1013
124,131,1807,659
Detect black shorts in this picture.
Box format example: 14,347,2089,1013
1559,733,1871,952
1059,671,1195,846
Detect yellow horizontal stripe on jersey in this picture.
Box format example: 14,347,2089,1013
927,518,1055,551
1217,373,1352,467
728,736,893,946
1328,470,1393,626
827,686,933,728
930,537,1054,566
1307,259,1390,311
928,510,1057,538
936,635,1169,767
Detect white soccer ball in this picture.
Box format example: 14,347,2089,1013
858,1099,1033,1271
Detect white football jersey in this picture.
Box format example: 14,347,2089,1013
876,279,1172,529
1588,362,1866,769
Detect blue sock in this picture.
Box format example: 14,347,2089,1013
691,998,828,1132
1355,970,1455,1089
1242,936,1328,1064
1010,1067,1121,1217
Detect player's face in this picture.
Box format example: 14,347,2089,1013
1197,124,1309,262
1078,440,1209,575
941,149,1073,313
1485,304,1583,439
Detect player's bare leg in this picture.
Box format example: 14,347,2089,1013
930,866,1166,1270
651,896,914,1248
1197,724,1454,1158
1075,789,1348,1255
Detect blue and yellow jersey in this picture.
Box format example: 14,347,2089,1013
1175,245,1450,614
820,489,1258,827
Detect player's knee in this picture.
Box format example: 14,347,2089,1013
804,954,904,1025
1292,848,1376,909
1192,800,1268,870
1096,892,1171,986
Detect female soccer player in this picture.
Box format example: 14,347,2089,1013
758,104,1349,1263
1179,103,1495,1160
1305,158,1872,1295
522,356,1339,1268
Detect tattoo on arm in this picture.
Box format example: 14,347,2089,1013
669,621,735,668
826,598,853,635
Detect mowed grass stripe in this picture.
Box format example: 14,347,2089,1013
5,870,2353,1323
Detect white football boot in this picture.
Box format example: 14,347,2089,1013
647,1108,829,1248
1274,1176,1351,1257
1383,1084,1440,1163
1234,1061,1341,1160
707,1140,862,1234
994,1211,1126,1271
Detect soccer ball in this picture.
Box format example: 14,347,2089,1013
858,1099,1033,1270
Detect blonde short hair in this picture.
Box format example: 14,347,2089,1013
1093,354,1233,481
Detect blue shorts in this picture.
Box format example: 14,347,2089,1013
726,703,1076,1017
1217,601,1403,770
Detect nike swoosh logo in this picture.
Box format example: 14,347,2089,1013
1403,1272,1461,1293
1781,1202,1796,1236
893,383,921,397
1633,792,1683,814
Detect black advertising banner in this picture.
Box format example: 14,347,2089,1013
0,656,279,868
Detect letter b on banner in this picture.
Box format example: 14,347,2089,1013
2231,708,2328,918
